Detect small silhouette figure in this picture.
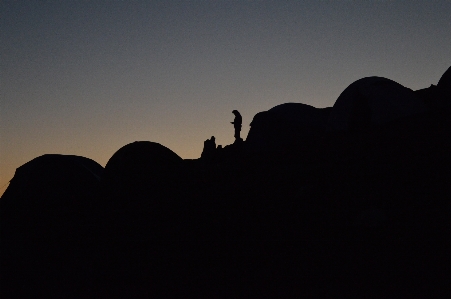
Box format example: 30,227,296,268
231,110,242,141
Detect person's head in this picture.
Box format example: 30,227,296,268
232,110,239,115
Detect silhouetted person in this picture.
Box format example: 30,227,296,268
231,110,242,141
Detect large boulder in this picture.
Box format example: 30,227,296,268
0,154,103,237
246,103,331,150
100,141,185,231
328,77,426,131
102,141,183,190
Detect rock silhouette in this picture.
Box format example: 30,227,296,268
2,66,451,297
102,141,182,189
246,102,331,152
200,136,217,160
438,65,451,90
100,141,185,235
327,77,425,131
0,154,103,238
415,66,450,109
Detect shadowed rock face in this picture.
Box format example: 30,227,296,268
328,77,426,131
201,136,217,160
438,66,451,90
0,154,103,237
246,103,331,151
100,141,185,231
414,66,451,108
437,66,451,108
2,72,451,297
102,141,183,188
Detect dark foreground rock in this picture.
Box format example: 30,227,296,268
2,110,450,297
2,69,451,297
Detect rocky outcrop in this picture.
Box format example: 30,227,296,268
246,103,331,151
327,77,425,132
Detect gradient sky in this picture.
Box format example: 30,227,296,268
1,1,450,196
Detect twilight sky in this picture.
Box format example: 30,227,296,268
1,1,450,195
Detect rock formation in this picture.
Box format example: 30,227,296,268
2,66,451,298
327,77,425,131
0,154,103,238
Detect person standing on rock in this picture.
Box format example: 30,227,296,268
231,110,242,141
